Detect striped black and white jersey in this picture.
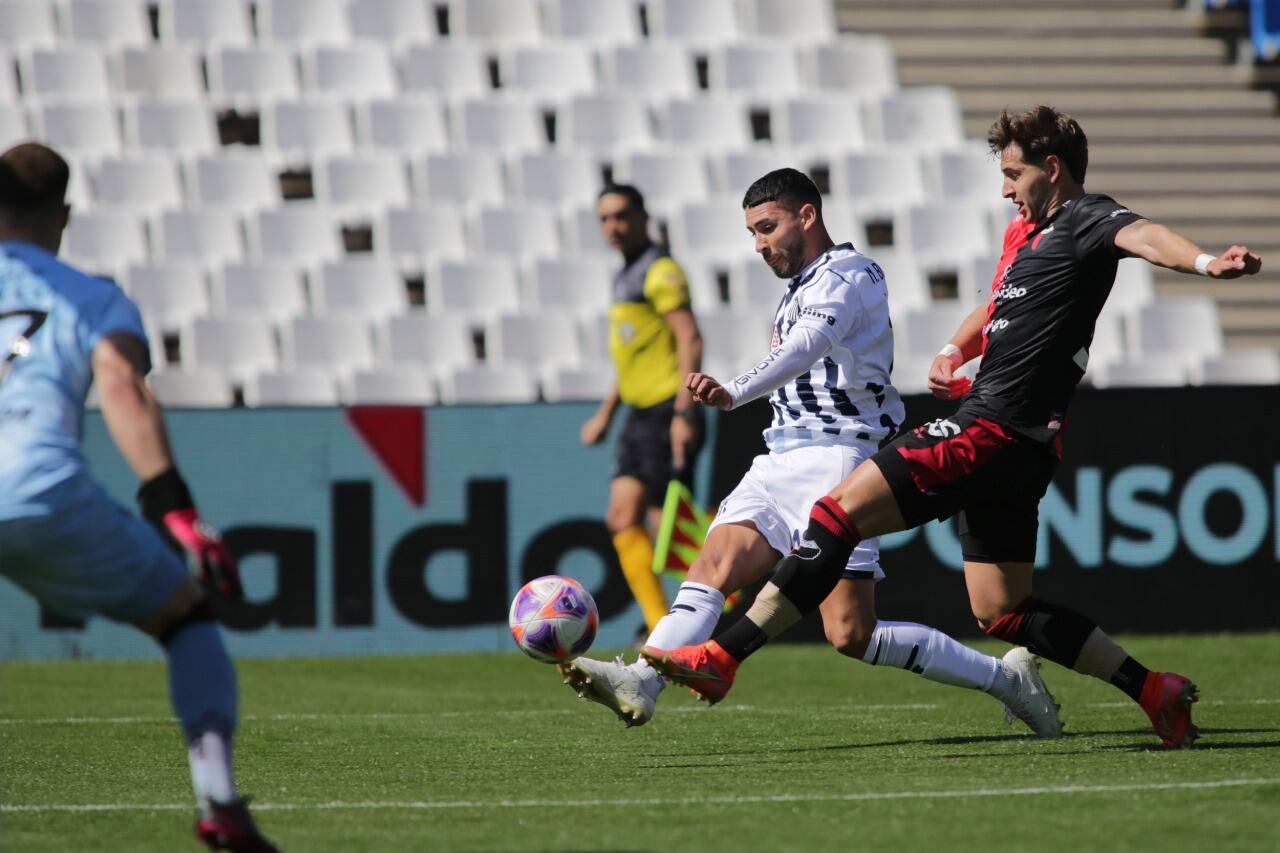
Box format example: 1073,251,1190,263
759,243,904,453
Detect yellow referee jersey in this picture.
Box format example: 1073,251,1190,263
608,244,690,408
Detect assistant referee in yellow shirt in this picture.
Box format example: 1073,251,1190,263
580,184,704,634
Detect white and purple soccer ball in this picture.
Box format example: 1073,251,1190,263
508,575,598,664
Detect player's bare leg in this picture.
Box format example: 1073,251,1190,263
969,560,1197,748
565,522,776,723
138,576,279,852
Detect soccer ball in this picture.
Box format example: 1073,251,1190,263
508,575,598,664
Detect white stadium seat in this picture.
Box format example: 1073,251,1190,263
244,370,341,406
23,47,111,100
613,151,710,213
503,45,597,101
400,44,490,98
186,154,280,213
1095,360,1188,389
560,205,612,254
313,154,411,212
558,94,652,154
647,0,740,48
741,0,837,42
261,100,355,159
125,102,218,155
0,104,26,150
160,0,253,47
599,44,698,101
1194,350,1280,386
668,201,754,261
508,151,602,206
1129,297,1224,367
698,311,773,369
347,0,435,46
63,211,149,272
313,259,408,319
380,313,477,370
118,47,206,100
0,1,58,49
658,97,752,151
184,316,279,380
303,45,399,99
933,146,1002,202
820,200,864,247
544,0,641,44
0,49,15,101
894,304,972,362
871,249,930,315
471,206,561,259
258,0,350,45
712,148,801,196
1109,258,1157,313
772,95,869,153
212,262,308,322
208,46,301,105
154,209,245,266
340,368,438,405
578,313,609,360
727,256,788,313
374,205,469,268
708,44,802,98
524,256,615,317
356,99,449,155
249,206,343,266
450,98,546,152
149,367,236,408
426,258,520,322
895,203,994,271
805,38,899,96
486,313,581,368
122,262,210,332
411,153,505,206
282,316,376,371
1080,307,1127,383
64,0,151,46
831,150,927,214
540,364,615,402
30,102,121,159
875,87,966,148
89,155,184,213
449,0,542,46
438,364,538,404
955,253,1002,310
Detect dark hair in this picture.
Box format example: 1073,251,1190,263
987,106,1088,183
741,167,822,215
597,183,647,214
0,142,70,214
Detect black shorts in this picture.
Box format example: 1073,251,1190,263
613,398,703,509
870,410,1058,563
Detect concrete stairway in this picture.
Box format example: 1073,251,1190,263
837,0,1280,349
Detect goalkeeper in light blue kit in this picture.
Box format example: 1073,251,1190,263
0,143,279,852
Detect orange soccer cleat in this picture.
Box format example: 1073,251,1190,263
1139,671,1200,749
640,640,740,705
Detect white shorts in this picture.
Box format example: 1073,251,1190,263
708,441,884,581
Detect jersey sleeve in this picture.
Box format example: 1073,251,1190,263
1071,196,1144,261
83,284,151,374
792,267,863,345
642,257,691,315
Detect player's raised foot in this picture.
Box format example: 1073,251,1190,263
1000,647,1063,738
1139,671,1199,749
559,655,661,727
640,641,739,706
195,797,280,853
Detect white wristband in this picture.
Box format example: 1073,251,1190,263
938,343,963,368
1194,253,1215,276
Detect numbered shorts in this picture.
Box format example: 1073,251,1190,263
709,441,884,581
0,474,189,622
870,411,1058,563
613,398,704,509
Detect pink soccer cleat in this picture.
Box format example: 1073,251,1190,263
195,798,281,853
640,640,740,705
1139,671,1200,749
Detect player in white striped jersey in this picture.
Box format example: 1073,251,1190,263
562,169,1060,738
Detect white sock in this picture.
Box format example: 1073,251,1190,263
629,581,726,687
861,621,999,691
188,729,237,809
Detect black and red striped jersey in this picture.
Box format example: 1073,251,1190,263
961,193,1145,443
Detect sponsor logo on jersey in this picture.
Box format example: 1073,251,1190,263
925,418,962,438
800,307,836,326
1108,208,1132,219
993,284,1028,301
982,318,1010,335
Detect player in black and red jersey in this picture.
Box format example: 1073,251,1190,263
643,106,1263,750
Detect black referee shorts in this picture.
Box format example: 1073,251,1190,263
869,411,1058,563
612,398,703,509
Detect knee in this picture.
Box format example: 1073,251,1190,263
826,618,875,659
972,599,1017,633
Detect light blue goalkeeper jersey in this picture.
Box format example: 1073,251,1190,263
0,240,148,519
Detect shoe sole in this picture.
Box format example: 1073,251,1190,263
639,649,729,706
558,662,650,727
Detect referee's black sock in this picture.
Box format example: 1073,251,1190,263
717,497,861,662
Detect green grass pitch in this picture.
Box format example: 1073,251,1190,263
3,633,1278,852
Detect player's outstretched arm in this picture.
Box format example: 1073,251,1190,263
691,323,834,412
927,303,988,400
93,333,244,598
1115,220,1263,279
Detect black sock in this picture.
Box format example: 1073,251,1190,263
986,597,1095,670
1111,657,1150,703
